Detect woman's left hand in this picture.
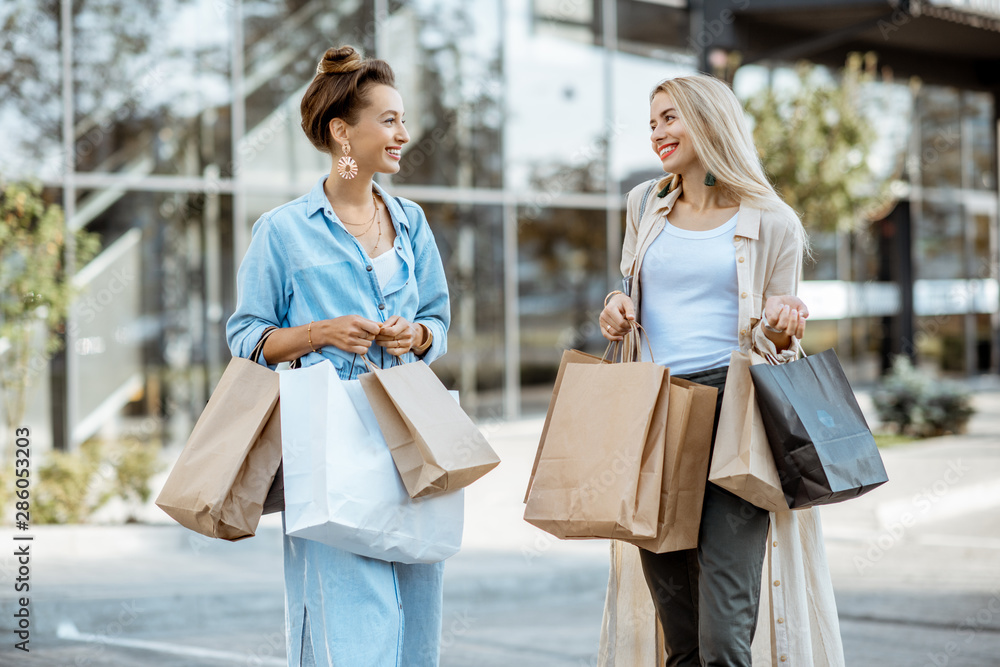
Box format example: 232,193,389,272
763,295,809,340
375,315,425,357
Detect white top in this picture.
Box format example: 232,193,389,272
371,249,403,291
638,213,740,375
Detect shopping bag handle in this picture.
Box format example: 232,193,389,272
762,336,806,366
624,321,655,364
600,321,656,365
251,326,301,369
359,349,403,373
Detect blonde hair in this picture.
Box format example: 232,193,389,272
651,75,806,240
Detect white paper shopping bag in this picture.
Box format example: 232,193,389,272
280,361,464,564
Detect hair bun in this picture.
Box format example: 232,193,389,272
317,46,363,75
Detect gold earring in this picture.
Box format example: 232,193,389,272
337,142,358,179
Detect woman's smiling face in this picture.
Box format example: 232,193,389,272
337,83,410,175
649,91,700,175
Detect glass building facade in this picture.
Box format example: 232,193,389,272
1,0,996,452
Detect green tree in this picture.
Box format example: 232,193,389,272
0,181,100,465
744,53,890,232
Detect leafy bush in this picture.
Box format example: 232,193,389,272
33,439,162,524
873,356,975,438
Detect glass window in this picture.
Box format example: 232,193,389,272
802,229,838,281
915,201,964,280
72,0,233,176
0,4,63,179
801,320,837,356
965,91,996,191
244,1,373,138
417,202,505,418
914,314,964,373
847,316,884,385
385,0,503,190
612,51,693,192
616,0,689,56
519,206,608,414
917,86,962,189
973,212,993,281
504,0,608,193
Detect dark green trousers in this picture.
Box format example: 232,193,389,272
638,365,770,667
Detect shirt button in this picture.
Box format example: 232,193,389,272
738,256,745,263
773,540,778,547
773,580,781,587
740,329,747,336
366,265,373,271
378,303,386,310
777,617,785,624
779,655,787,662
741,292,748,299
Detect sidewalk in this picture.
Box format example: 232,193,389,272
2,392,999,666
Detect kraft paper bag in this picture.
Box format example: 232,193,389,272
523,360,670,541
629,376,716,553
360,359,500,499
156,357,283,541
709,350,790,512
749,348,889,508
524,348,608,503
281,361,464,564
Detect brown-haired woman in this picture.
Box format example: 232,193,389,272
227,46,451,666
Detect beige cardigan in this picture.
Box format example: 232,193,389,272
598,177,846,667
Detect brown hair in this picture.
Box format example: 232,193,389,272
300,45,396,154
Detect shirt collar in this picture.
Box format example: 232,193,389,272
373,180,411,230
650,176,761,240
304,175,411,230
305,175,330,218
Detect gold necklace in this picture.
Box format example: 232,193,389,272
344,192,379,238
370,194,384,254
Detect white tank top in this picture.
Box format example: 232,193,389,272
371,249,403,291
638,213,740,375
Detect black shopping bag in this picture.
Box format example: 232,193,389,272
749,348,888,508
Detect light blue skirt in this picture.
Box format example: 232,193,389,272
282,514,444,667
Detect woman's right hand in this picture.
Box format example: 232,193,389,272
600,293,635,341
318,315,383,355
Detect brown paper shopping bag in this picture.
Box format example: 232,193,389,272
629,377,717,553
523,348,607,503
708,350,790,512
360,359,500,499
156,357,283,540
523,358,670,540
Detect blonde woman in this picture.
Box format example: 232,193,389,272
598,75,843,665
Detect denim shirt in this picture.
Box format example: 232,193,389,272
226,176,450,378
